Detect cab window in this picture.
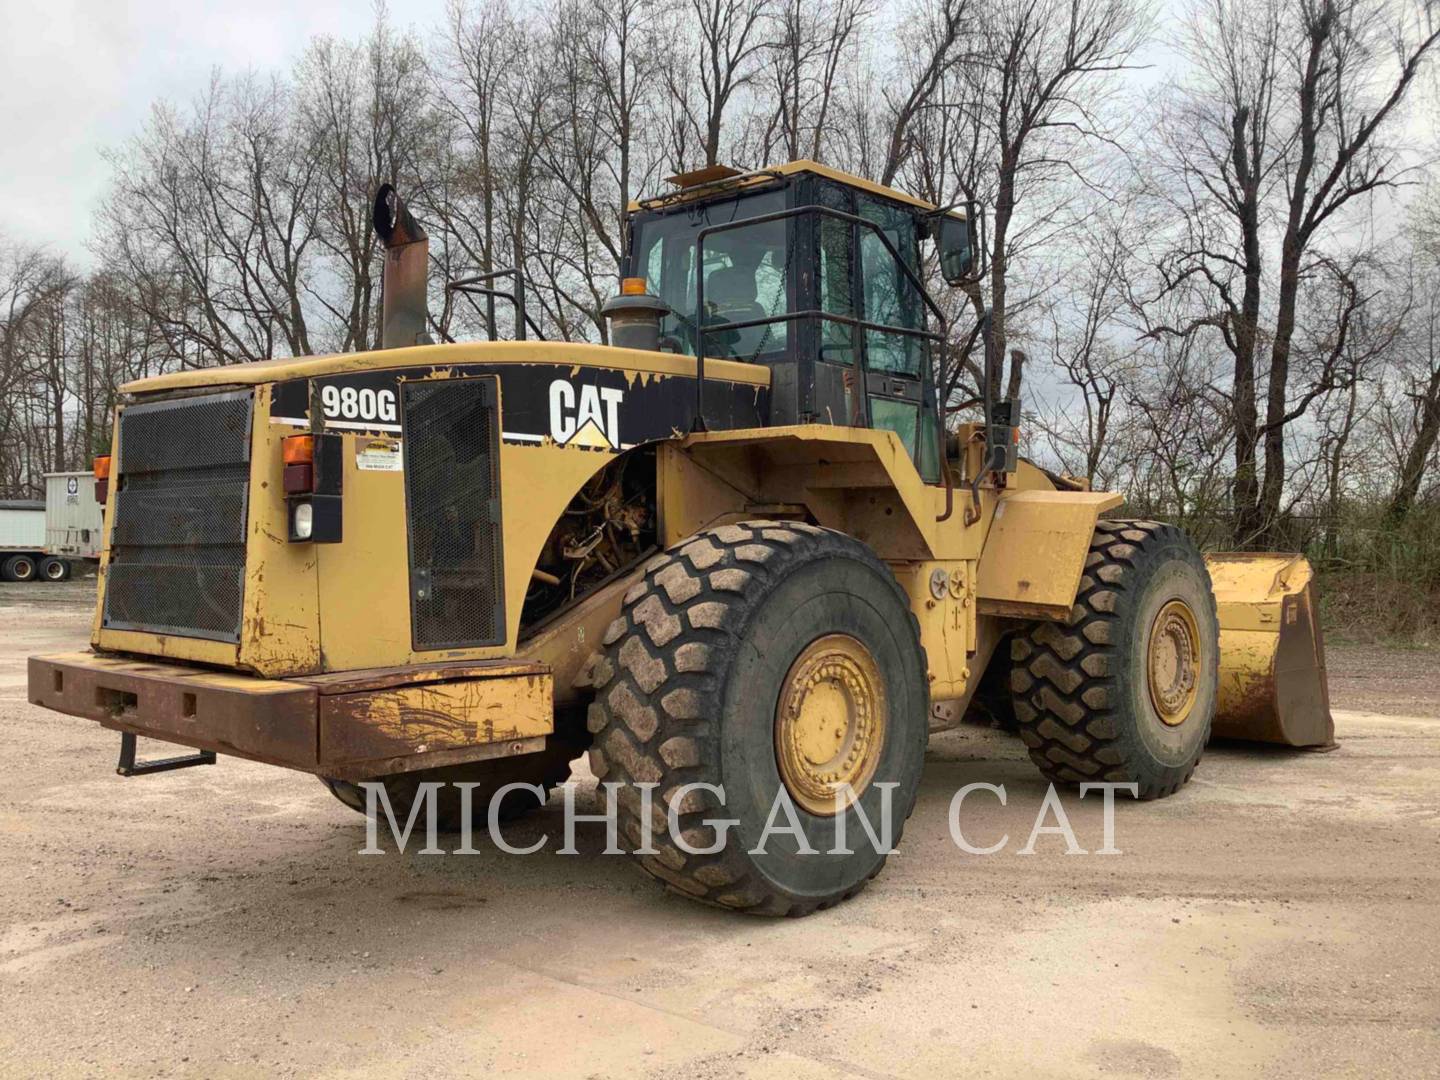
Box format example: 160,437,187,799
859,196,925,377
631,188,791,361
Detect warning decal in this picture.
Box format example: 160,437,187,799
356,438,403,472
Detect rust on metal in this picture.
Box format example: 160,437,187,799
374,184,431,350
28,652,318,768
318,673,552,773
28,650,558,779
321,736,550,783
294,657,547,696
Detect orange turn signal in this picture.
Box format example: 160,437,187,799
282,435,315,465
620,276,648,296
93,455,112,480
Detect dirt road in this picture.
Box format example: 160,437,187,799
1,580,1437,1078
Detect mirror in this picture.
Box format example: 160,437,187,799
936,213,975,285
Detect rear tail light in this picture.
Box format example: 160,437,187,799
282,433,343,543
282,435,315,494
93,455,112,505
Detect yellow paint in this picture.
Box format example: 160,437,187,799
1205,552,1332,746
88,409,122,645
87,321,1153,761
675,424,953,557
1207,553,1307,717
774,633,887,815
1214,625,1275,720
1206,552,1312,630
313,426,412,671
119,339,769,396
238,385,322,674
976,489,1124,618
888,561,976,700
90,628,240,667
518,567,637,708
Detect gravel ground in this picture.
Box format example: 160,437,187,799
1,579,1437,1078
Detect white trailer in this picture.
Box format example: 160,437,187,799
44,471,103,563
0,473,104,582
0,500,50,581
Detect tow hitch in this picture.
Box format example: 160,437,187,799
116,732,216,777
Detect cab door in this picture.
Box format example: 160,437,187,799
855,195,941,483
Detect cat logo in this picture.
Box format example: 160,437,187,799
549,380,624,450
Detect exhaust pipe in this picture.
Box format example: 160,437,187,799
373,184,432,349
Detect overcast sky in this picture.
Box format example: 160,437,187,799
1,0,448,265
3,2,1425,270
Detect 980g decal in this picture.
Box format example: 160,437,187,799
319,384,398,427
272,362,766,448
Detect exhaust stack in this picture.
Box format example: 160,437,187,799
373,184,431,349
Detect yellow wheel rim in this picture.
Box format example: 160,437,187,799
774,634,887,816
1147,599,1201,726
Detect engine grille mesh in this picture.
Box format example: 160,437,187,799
403,377,506,649
103,390,253,643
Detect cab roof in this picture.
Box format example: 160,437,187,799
627,159,959,217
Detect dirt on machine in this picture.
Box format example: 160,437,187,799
26,160,1333,915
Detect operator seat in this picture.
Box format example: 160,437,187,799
705,264,768,326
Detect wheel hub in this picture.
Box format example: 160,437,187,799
774,634,886,816
1147,599,1201,726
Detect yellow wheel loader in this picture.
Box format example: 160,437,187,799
27,161,1333,915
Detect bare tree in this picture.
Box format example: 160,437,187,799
754,0,872,163
665,0,774,168
1031,202,1145,482
1153,0,1440,547
968,0,1152,400
1380,250,1440,518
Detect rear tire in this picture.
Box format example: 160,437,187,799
3,554,37,583
40,557,70,582
1010,520,1217,799
586,521,929,916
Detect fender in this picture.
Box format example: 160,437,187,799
659,424,948,562
975,489,1124,620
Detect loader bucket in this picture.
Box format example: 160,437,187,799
1202,553,1335,747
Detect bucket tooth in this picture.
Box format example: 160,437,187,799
1204,553,1336,748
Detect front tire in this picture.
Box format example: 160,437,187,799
1010,520,1217,799
40,557,70,582
586,521,929,916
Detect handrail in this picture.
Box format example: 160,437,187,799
447,268,544,341
691,203,952,518
693,307,943,342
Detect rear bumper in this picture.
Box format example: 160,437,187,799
28,651,553,781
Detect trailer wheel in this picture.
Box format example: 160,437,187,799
320,736,585,833
1010,520,1218,800
586,521,928,916
40,557,70,582
2,554,37,583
